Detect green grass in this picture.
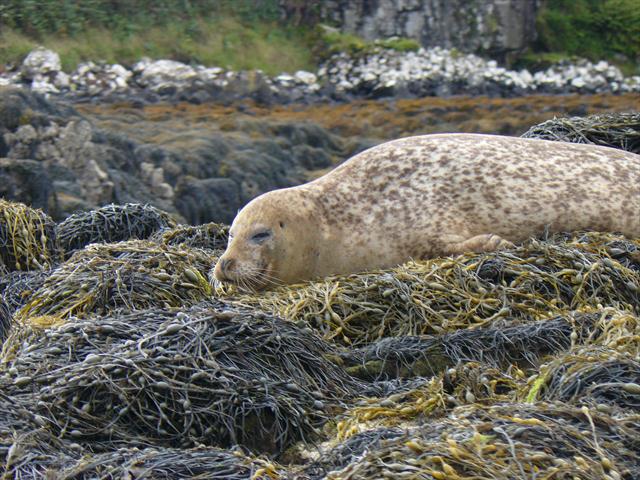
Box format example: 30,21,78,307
316,27,420,60
0,17,317,75
533,0,640,71
377,37,420,53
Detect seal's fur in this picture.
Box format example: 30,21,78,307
214,133,640,290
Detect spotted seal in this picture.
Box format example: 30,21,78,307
213,133,640,290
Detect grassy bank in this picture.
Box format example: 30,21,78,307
0,17,316,75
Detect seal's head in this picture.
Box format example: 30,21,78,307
213,189,320,291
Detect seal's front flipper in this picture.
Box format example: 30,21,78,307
445,234,514,254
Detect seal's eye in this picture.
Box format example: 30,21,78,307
250,230,272,244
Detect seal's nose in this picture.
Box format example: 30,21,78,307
219,258,234,274
214,257,235,281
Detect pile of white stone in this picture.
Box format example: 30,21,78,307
2,46,639,102
320,47,640,95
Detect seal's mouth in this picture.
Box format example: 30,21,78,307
213,260,276,292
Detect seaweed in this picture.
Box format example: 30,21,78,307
531,347,640,411
153,222,229,252
11,240,214,330
0,199,60,272
3,302,364,455
0,269,50,343
57,203,176,257
233,233,640,346
318,403,640,479
340,310,601,380
522,112,640,154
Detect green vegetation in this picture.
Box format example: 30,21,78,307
316,27,420,59
0,1,317,74
318,28,369,56
0,0,638,75
377,37,421,53
0,0,421,74
0,18,316,74
0,0,282,35
532,0,640,73
512,51,577,72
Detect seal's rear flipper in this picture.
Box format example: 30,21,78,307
445,234,515,254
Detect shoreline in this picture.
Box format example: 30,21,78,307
5,46,640,107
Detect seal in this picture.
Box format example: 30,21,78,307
213,133,640,290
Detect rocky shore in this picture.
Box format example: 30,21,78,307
4,47,640,105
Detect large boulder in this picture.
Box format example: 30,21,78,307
320,0,539,62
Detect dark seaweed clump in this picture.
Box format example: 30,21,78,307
3,302,363,456
152,222,229,252
57,203,176,256
10,240,213,330
522,112,640,154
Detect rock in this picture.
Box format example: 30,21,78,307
70,62,132,96
0,158,55,213
21,47,61,80
4,118,116,209
4,45,640,104
320,0,539,62
294,70,319,86
318,47,640,98
0,88,353,222
140,162,174,200
134,59,198,92
571,77,586,89
175,177,240,225
0,90,174,218
197,66,224,82
53,71,71,90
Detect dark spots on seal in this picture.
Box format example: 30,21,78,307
512,173,530,181
459,202,476,213
400,165,416,176
387,189,400,200
438,157,452,168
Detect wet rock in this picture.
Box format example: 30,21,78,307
4,119,115,206
0,89,175,218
